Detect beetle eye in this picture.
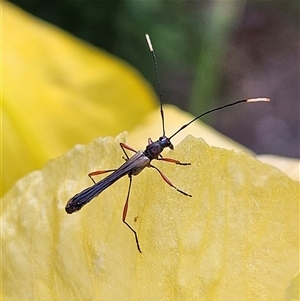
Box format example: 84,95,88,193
159,136,171,147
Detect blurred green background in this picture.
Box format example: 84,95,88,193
9,0,299,158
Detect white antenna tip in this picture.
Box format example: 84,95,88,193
145,34,153,52
247,97,270,103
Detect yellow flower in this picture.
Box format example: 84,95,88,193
2,3,299,301
2,131,299,300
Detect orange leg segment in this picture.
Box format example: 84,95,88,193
122,175,142,253
149,164,192,197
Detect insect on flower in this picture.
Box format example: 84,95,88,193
65,34,270,253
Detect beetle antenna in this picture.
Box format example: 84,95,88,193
146,34,166,136
169,98,270,139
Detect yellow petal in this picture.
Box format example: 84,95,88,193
2,2,156,196
256,154,300,181
2,127,298,300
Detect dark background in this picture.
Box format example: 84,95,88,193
11,0,299,158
